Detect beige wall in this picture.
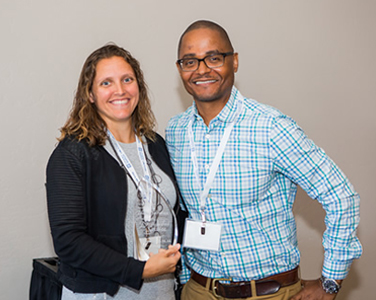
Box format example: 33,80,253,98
0,0,374,299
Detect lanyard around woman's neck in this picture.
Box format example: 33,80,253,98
188,100,243,222
107,130,154,220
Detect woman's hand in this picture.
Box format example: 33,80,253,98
142,244,181,278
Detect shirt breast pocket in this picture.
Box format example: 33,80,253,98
216,144,272,207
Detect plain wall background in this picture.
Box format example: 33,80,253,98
0,0,374,299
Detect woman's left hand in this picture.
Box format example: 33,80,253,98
142,244,181,278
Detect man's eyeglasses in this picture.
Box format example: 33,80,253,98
177,52,234,72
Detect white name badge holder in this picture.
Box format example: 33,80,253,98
183,101,243,252
108,131,178,261
134,178,178,261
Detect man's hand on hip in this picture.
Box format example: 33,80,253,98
289,279,338,300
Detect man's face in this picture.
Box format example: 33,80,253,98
177,28,238,104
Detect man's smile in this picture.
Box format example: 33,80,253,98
192,77,218,85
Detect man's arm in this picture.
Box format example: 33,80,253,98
270,116,362,298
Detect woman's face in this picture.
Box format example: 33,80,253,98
90,56,139,130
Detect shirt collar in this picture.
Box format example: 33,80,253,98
190,86,241,125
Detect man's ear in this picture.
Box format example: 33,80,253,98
233,53,239,73
176,62,183,76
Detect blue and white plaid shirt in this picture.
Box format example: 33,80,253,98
166,86,362,283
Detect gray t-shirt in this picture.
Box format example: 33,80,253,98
62,139,176,300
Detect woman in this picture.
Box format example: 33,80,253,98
46,44,183,299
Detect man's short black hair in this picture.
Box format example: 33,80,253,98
177,20,234,57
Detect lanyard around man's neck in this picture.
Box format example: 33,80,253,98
187,99,243,222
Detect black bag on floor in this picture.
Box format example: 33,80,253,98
30,257,62,300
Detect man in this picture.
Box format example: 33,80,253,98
165,20,362,300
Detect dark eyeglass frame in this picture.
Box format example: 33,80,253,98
177,52,234,72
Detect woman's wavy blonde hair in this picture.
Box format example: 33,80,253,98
59,44,156,146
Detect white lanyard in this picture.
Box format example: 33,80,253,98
107,130,153,220
188,100,243,222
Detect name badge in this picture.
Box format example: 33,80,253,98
139,236,161,255
134,226,161,261
183,219,222,251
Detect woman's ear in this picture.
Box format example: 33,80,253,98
89,93,95,103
